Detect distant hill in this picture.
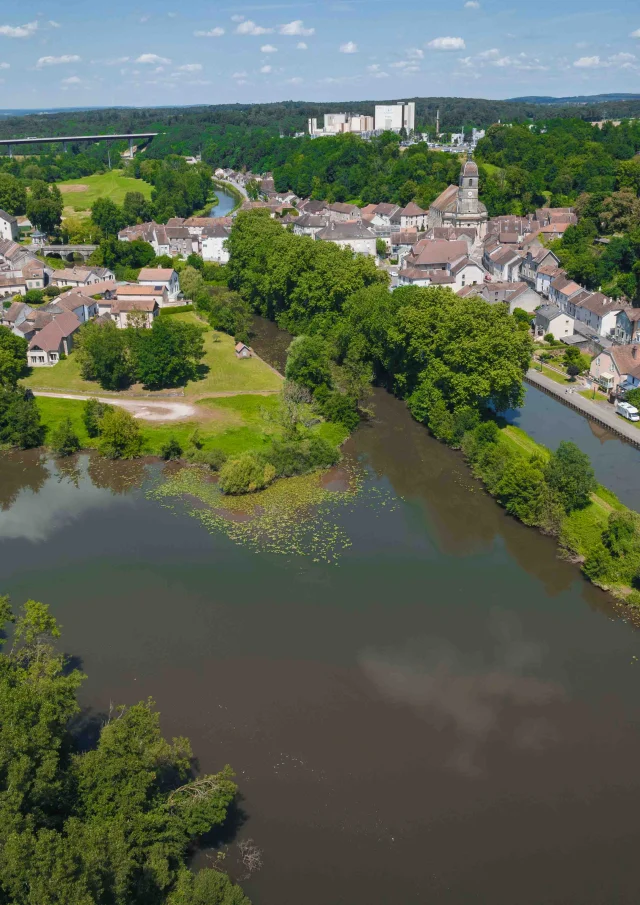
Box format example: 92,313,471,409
508,94,640,105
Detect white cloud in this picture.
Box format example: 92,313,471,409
340,41,358,53
297,42,307,50
231,15,245,22
279,20,314,36
478,47,500,58
186,79,210,85
427,36,466,51
61,75,81,85
194,27,224,37
0,62,9,69
261,44,278,52
464,1,480,7
0,20,38,38
372,70,389,78
630,28,640,38
48,20,61,28
36,54,81,68
492,54,548,71
260,64,272,73
232,70,248,79
407,47,424,59
139,15,150,23
104,56,130,65
610,52,636,63
177,63,202,71
236,20,273,35
286,76,303,84
367,63,380,71
573,55,601,68
136,53,171,64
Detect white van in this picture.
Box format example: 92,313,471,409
615,400,640,422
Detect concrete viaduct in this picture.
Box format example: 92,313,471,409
0,132,159,158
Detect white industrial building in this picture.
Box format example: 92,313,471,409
374,102,416,133
308,112,375,136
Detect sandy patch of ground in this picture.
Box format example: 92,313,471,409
59,184,89,193
34,391,199,423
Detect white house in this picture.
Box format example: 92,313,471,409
110,299,159,329
200,224,232,263
315,221,377,256
399,202,428,230
480,281,543,314
137,268,180,301
0,209,19,242
535,304,574,340
52,266,115,288
572,292,627,338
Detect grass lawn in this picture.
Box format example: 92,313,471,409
538,363,573,385
22,313,282,397
57,170,152,214
578,388,608,401
480,162,503,176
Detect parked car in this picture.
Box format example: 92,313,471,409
615,400,640,422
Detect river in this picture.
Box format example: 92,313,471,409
2,330,640,904
211,185,238,218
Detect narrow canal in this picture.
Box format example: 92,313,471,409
2,327,640,904
210,185,238,218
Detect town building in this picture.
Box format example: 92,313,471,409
374,102,416,133
137,267,180,301
480,281,543,314
590,345,640,394
427,160,488,237
615,308,640,344
315,220,377,256
110,299,159,329
535,305,575,341
0,209,19,242
27,311,81,367
51,266,115,288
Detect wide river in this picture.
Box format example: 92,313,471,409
2,324,640,904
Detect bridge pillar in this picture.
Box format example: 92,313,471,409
7,144,12,159
63,141,68,154
129,138,134,158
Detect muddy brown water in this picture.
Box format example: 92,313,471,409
2,325,640,903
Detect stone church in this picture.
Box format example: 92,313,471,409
427,160,488,237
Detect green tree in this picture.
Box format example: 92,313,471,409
0,173,27,216
91,197,126,237
0,386,44,448
376,238,387,258
0,328,28,387
218,453,275,494
76,321,133,391
26,181,63,234
82,397,112,438
161,437,183,460
98,407,143,459
135,318,205,389
285,335,332,392
122,190,152,224
545,441,596,513
50,417,80,456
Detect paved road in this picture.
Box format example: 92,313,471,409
526,368,640,446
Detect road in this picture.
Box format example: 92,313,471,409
215,176,248,199
526,368,640,447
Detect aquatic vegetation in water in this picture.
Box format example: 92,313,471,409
148,465,396,562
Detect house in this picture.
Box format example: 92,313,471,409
110,299,159,329
55,290,99,323
549,274,583,309
405,239,469,272
399,202,428,230
137,267,180,301
483,245,523,282
27,311,81,367
116,284,168,307
449,257,485,291
0,300,33,333
0,209,19,242
535,304,574,340
201,223,232,263
536,263,563,297
235,342,252,359
315,220,377,256
572,291,627,338
118,222,171,257
480,281,543,314
22,259,48,291
326,202,362,223
615,308,640,344
292,214,328,238
51,266,115,288
398,268,455,288
590,344,640,394
520,248,560,287
166,226,193,257
0,275,27,297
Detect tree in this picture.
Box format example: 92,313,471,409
625,387,640,409
0,596,246,905
376,238,387,258
566,363,580,380
602,510,639,558
135,318,205,389
26,181,63,234
91,197,126,237
245,179,261,201
98,407,143,459
50,416,80,456
285,335,332,392
545,441,596,512
76,321,133,390
273,380,312,440
161,437,183,460
122,190,152,224
82,397,112,438
0,386,44,448
0,328,28,386
0,173,27,216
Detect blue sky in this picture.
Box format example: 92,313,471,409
1,0,639,109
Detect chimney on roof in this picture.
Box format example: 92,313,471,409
633,345,638,360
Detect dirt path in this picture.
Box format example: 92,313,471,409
34,391,199,423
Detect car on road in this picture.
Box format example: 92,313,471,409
615,400,640,422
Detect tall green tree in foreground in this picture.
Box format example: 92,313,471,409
0,595,250,905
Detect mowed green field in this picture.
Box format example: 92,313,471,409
22,314,283,397
58,170,153,214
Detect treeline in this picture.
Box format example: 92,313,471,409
0,594,252,904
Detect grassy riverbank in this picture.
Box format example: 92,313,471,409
211,178,244,213
471,421,639,604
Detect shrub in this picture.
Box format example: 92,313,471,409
83,397,112,438
218,453,275,495
158,304,194,315
314,387,359,431
50,417,80,457
285,335,332,392
265,435,339,478
625,387,640,408
544,333,555,343
0,386,44,449
98,407,143,459
583,543,615,583
160,437,183,460
190,448,227,471
545,441,596,513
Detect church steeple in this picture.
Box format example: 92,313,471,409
457,159,479,215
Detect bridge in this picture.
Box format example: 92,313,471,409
40,244,98,262
0,132,158,158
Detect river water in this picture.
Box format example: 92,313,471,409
210,185,237,218
2,332,640,904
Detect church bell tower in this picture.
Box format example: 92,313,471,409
457,159,479,215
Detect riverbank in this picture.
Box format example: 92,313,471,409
211,179,244,214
